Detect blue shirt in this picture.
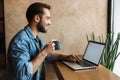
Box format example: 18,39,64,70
5,25,53,80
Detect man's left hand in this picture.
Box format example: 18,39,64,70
65,54,80,62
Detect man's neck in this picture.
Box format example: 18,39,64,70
29,24,39,39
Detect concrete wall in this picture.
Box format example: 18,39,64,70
4,0,107,55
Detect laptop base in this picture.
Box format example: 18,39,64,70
63,61,97,71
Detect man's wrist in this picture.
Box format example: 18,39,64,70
53,54,67,61
38,49,48,58
60,55,68,61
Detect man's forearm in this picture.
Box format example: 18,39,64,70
53,53,68,61
31,42,55,74
32,49,47,74
53,53,80,62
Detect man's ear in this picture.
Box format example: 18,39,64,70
34,15,40,23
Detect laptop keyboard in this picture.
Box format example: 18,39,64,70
77,60,94,67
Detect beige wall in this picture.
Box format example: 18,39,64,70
4,0,107,55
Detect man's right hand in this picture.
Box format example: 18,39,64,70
43,42,55,55
32,42,55,74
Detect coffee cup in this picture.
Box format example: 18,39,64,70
52,40,61,50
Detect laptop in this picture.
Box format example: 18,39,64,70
63,41,105,71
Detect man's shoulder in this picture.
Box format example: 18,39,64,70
16,29,29,40
8,29,30,51
12,28,30,43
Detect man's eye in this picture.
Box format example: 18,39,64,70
47,18,50,20
46,18,51,20
46,17,51,20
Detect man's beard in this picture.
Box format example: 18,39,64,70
36,21,47,33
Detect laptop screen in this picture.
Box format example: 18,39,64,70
83,41,105,65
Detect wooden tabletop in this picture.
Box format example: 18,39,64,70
53,61,120,80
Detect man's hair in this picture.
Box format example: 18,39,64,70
26,2,51,24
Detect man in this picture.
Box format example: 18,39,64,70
5,2,80,80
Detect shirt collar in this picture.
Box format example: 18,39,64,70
24,25,43,43
24,25,35,39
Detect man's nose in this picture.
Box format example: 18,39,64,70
48,21,51,25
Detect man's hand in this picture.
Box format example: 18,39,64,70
43,42,55,55
65,54,80,62
53,53,80,62
32,41,55,74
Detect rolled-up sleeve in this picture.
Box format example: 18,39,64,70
25,62,33,75
9,38,33,80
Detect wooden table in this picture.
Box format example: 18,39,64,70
53,61,120,80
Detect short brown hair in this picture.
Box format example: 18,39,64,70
26,2,51,24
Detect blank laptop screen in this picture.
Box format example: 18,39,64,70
83,42,105,65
